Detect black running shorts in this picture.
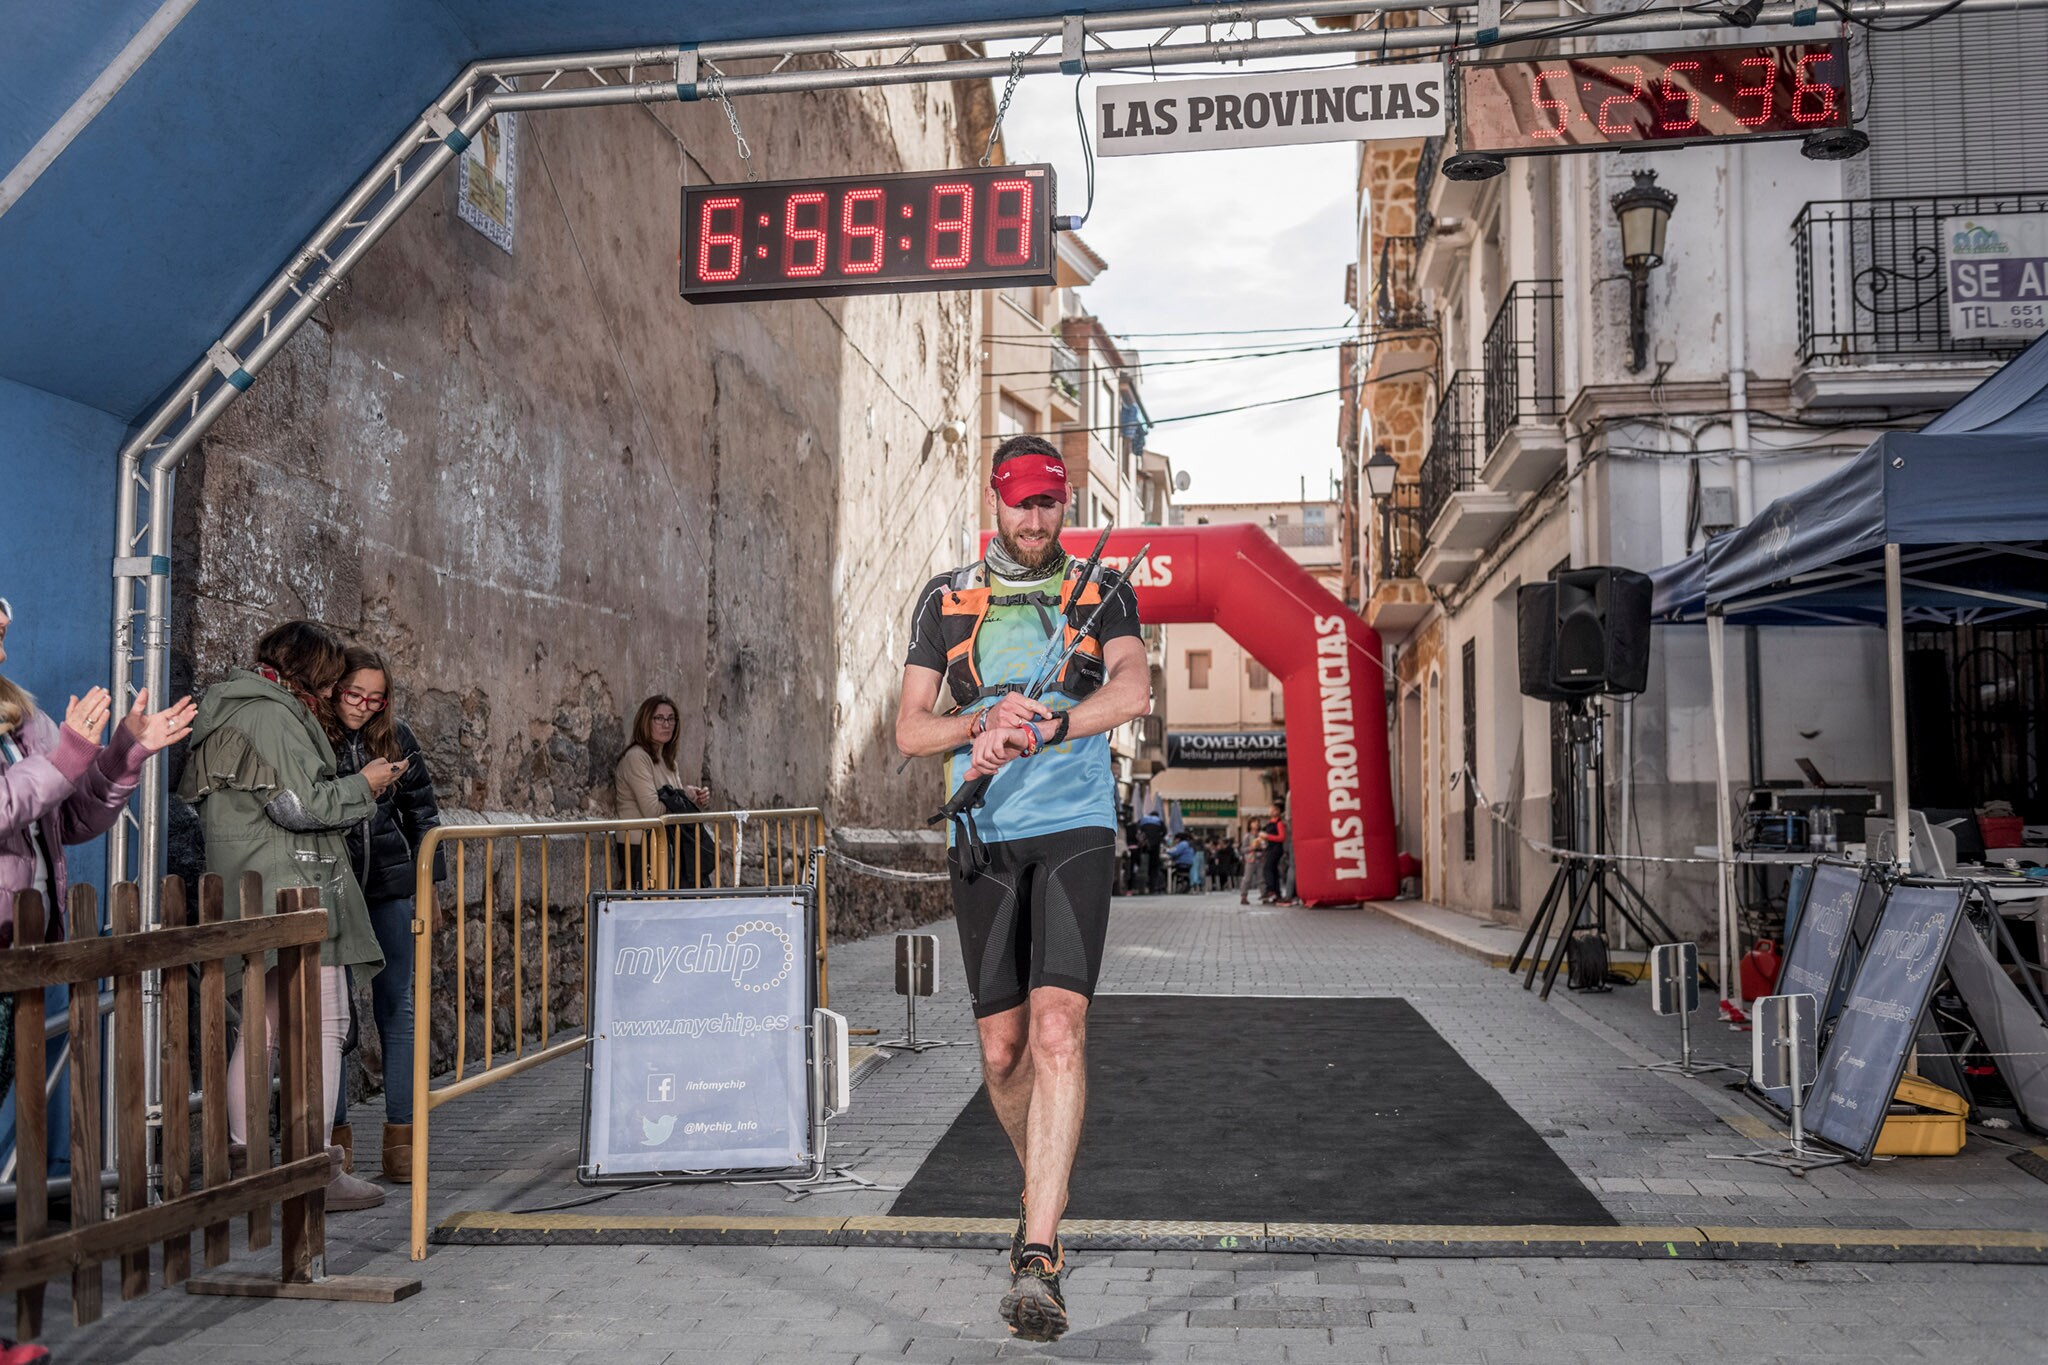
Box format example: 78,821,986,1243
947,826,1115,1018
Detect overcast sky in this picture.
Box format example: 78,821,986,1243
988,42,1358,507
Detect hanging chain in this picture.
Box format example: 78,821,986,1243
980,51,1027,167
706,68,756,180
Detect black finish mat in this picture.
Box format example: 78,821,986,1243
891,994,1616,1227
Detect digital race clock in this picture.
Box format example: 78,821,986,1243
680,164,1056,304
1456,40,1850,156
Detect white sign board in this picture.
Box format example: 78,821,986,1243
583,891,811,1177
1095,63,1446,157
1944,213,2048,341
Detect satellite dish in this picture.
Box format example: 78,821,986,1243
1173,470,1191,493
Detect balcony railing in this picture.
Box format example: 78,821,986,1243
1376,233,1428,331
1482,279,1563,451
1266,521,1335,548
1794,192,2048,367
1419,371,1484,532
1379,480,1423,583
1052,341,1082,402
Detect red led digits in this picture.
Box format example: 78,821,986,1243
781,191,828,279
840,187,885,274
1659,60,1702,132
1732,54,1777,128
927,182,973,270
1792,52,1838,124
1531,69,1570,138
984,178,1034,267
695,196,743,283
1596,63,1647,135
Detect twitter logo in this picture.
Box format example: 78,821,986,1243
640,1114,676,1146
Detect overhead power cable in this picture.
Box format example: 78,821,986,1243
986,362,1439,440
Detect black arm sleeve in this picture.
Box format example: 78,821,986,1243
904,574,951,673
1092,572,1143,645
394,722,449,884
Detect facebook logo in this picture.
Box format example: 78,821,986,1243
647,1074,676,1103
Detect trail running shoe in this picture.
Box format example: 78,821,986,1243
1001,1245,1069,1342
1008,1195,1064,1275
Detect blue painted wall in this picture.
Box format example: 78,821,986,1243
0,375,126,899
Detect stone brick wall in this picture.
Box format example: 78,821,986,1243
162,74,992,1111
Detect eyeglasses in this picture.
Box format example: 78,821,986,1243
651,713,678,727
339,689,387,712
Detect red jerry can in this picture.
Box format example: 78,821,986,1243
1739,938,1782,1002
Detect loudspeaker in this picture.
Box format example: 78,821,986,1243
1517,567,1653,700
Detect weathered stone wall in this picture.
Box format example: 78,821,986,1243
172,73,984,917
166,73,985,1106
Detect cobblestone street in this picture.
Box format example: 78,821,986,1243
42,895,2048,1364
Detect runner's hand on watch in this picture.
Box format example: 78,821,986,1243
982,693,1052,734
967,724,1035,778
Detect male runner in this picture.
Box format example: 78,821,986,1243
895,435,1151,1341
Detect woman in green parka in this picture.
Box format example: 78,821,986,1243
177,620,408,1211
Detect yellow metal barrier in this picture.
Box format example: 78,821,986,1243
408,807,829,1260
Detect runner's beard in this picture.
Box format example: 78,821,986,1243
996,528,1062,571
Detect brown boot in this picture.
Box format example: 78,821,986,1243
325,1144,385,1212
382,1123,413,1184
332,1122,354,1172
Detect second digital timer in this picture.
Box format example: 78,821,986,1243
1458,40,1850,155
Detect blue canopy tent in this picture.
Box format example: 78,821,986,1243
1650,335,2048,981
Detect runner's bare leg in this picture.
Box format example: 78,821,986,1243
1020,986,1089,1246
977,1004,1035,1169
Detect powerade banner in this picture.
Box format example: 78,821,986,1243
1804,882,1966,1161
1167,730,1287,768
583,891,811,1177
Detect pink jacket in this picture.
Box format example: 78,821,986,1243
0,710,146,945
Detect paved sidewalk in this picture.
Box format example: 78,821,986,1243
34,892,2048,1364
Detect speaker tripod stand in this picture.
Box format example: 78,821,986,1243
1508,699,1715,1002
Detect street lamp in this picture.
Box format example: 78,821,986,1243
1610,170,1677,374
1363,445,1398,501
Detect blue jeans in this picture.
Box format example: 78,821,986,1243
333,895,416,1129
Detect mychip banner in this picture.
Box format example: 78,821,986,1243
1095,63,1446,157
1944,213,2048,341
583,890,812,1178
1804,881,1966,1161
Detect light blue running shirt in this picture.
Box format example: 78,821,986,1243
906,564,1140,845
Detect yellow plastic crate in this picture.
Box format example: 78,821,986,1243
1873,1076,1967,1157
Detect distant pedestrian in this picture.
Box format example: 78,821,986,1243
329,646,444,1183
1136,810,1165,894
178,620,400,1213
1237,825,1262,904
1258,800,1289,904
614,695,711,885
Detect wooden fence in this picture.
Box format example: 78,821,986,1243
0,874,417,1343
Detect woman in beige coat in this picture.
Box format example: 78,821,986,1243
614,695,710,885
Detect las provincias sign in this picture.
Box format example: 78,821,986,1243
1095,63,1446,157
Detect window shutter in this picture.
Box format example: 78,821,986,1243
1864,15,2048,197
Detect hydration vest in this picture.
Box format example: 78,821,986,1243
935,558,1112,710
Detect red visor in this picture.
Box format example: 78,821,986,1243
990,454,1070,506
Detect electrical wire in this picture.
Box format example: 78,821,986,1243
979,338,1348,380
1810,0,1968,30
984,362,1439,439
1069,71,1096,227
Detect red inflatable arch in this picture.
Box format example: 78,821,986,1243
987,524,1399,905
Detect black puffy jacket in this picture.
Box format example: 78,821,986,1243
334,721,447,903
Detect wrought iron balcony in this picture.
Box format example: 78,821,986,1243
1378,480,1423,583
1419,371,1484,532
1794,192,2048,367
1376,233,1428,331
1482,280,1563,452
